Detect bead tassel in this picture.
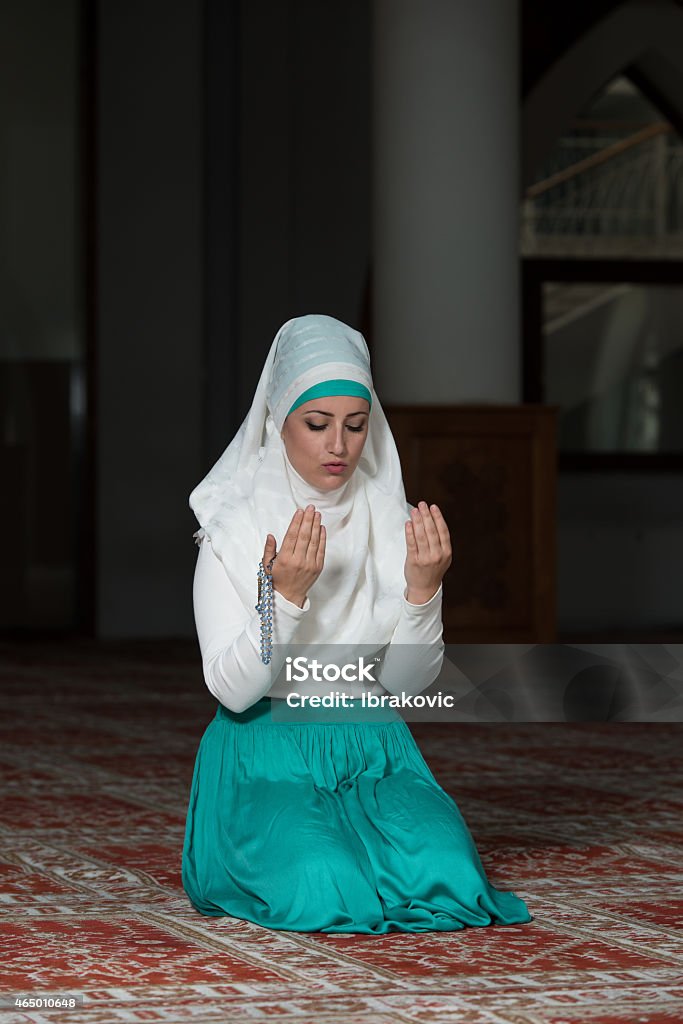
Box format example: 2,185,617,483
255,559,274,664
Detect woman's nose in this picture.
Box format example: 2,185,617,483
329,431,346,453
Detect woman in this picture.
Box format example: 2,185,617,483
182,314,533,934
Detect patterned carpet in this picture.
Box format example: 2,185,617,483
1,637,682,1023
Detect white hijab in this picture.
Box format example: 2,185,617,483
189,314,413,648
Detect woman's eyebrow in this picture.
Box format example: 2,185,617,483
306,409,369,417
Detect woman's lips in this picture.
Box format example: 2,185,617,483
323,463,347,474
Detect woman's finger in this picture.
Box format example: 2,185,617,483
417,503,441,555
429,504,452,554
262,534,277,570
316,524,326,569
281,508,304,556
306,511,321,561
405,520,417,551
410,506,430,556
292,506,316,560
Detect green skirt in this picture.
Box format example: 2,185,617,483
181,697,533,934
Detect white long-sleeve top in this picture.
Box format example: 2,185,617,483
193,535,445,713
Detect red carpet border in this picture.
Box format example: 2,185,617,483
1,638,682,1023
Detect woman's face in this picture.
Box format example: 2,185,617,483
280,395,370,491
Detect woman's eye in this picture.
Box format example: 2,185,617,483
305,423,364,432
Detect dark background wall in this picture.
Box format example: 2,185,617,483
96,0,204,635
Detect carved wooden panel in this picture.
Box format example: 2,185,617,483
385,405,557,642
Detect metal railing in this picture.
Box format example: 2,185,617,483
521,122,683,257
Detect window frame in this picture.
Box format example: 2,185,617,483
522,256,683,472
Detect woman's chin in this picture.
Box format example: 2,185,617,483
319,468,351,488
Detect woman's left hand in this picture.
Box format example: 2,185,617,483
404,502,452,603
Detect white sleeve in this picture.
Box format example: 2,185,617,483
376,583,445,698
192,534,311,713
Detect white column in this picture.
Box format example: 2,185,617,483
372,0,520,403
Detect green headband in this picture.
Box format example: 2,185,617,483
286,379,372,417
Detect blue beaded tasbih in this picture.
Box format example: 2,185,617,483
255,557,275,664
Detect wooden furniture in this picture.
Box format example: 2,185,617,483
385,404,558,642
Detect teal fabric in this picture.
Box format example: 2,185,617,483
181,698,533,934
287,379,373,418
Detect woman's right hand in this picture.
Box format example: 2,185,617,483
262,505,326,608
